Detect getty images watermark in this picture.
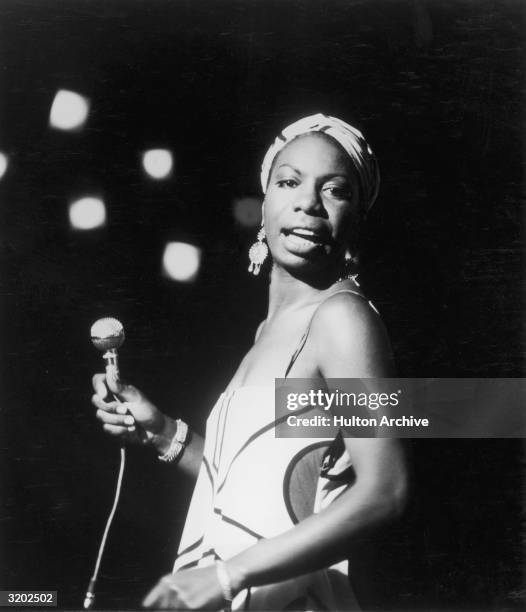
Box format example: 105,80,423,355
274,378,526,438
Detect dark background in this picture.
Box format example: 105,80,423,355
0,0,524,609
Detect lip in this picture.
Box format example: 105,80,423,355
280,226,332,256
282,226,331,245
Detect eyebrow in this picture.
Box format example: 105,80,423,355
276,163,300,173
275,164,351,181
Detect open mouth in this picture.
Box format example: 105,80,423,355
282,228,328,245
281,227,333,257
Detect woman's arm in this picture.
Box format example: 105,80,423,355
228,438,406,590
92,374,204,480
143,294,407,609
227,294,406,589
143,436,405,609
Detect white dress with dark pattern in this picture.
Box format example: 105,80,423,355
173,290,374,610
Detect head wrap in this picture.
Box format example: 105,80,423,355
260,113,380,212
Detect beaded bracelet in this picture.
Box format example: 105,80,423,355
158,419,189,463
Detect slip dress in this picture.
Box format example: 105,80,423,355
173,288,379,611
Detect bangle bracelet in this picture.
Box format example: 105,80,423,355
159,419,189,463
215,560,234,611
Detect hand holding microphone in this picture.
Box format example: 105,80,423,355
85,318,180,610
90,317,172,449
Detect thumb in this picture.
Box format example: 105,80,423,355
104,370,141,402
115,382,143,403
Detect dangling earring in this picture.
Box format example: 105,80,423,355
338,250,360,285
248,225,269,276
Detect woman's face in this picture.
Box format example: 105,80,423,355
263,133,361,279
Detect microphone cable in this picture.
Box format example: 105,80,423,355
83,445,126,609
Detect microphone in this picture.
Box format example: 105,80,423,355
90,317,125,394
84,317,127,610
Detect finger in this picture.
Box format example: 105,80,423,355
91,395,121,413
105,373,124,397
102,423,130,436
120,400,147,420
116,383,142,403
92,373,109,399
164,590,180,610
142,581,166,608
96,409,135,428
160,576,182,610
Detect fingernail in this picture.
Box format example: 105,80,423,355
127,425,136,432
124,415,135,425
116,405,127,415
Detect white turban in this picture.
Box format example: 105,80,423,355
260,113,380,212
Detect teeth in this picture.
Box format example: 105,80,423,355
285,229,327,250
291,229,317,238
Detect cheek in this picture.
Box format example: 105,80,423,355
262,194,287,235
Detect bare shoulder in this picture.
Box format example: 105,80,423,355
311,291,384,339
310,291,394,377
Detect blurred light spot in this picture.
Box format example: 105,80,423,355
49,89,90,130
0,152,8,179
69,197,106,230
232,196,262,228
142,149,174,179
162,242,201,282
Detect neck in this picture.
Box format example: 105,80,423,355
266,264,341,319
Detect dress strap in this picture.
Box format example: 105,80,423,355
283,288,378,378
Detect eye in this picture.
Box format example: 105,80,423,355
322,184,353,200
276,178,299,189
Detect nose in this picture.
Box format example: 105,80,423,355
294,183,324,215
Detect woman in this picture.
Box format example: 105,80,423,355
92,113,408,610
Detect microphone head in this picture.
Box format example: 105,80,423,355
90,317,125,352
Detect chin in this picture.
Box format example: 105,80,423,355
274,250,338,283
